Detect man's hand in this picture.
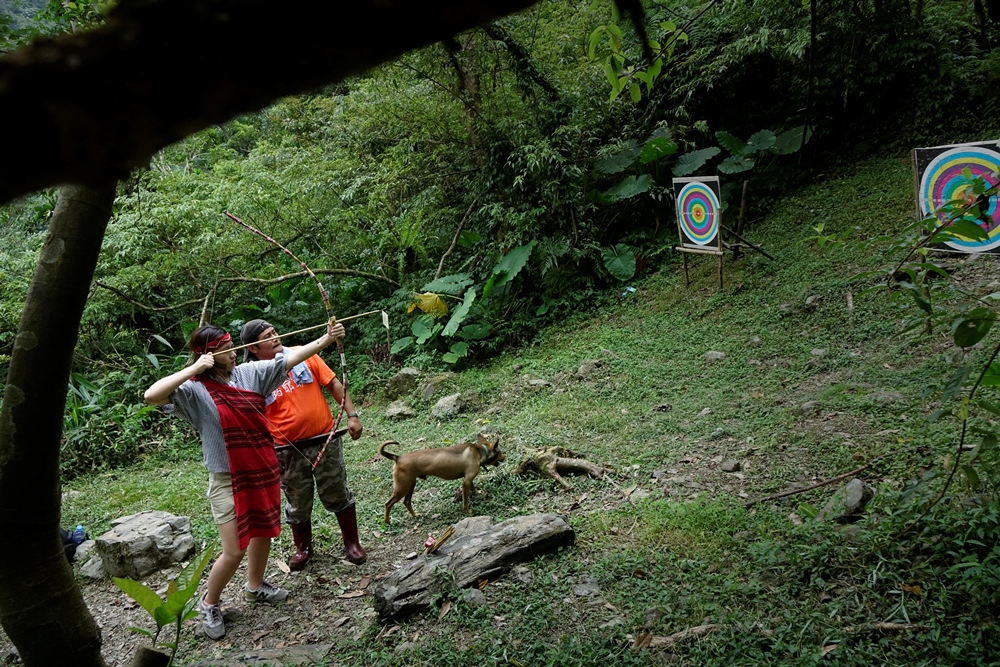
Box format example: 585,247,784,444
328,321,346,340
347,416,363,440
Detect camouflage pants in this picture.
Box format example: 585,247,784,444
274,436,355,524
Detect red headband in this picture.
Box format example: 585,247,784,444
193,332,231,355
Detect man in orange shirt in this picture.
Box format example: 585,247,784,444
240,319,366,568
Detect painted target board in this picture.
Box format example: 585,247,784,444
674,176,722,249
673,176,725,289
913,141,1000,253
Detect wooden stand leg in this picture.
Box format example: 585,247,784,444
682,253,689,286
718,254,723,290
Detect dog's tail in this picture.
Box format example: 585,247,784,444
378,440,401,462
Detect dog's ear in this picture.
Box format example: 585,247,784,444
477,433,488,446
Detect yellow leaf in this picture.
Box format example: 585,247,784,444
411,292,449,318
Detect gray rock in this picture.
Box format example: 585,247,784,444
817,478,873,522
629,488,650,503
697,407,713,417
644,606,665,626
374,514,575,619
720,459,741,473
461,588,488,606
810,348,827,357
431,393,464,419
577,359,602,380
709,428,727,440
704,351,726,363
570,575,600,597
797,401,821,415
385,367,420,399
421,373,456,400
94,510,195,579
528,378,552,387
733,530,758,542
80,552,106,579
872,391,904,404
385,400,416,420
805,295,823,309
394,642,418,655
512,566,533,585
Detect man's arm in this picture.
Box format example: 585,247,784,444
326,377,363,441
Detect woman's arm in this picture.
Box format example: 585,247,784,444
283,321,344,370
144,353,215,405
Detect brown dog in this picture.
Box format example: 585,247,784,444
379,434,504,523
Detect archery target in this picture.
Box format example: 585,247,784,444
915,142,1000,252
674,177,721,246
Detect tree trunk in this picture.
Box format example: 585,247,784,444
0,182,116,667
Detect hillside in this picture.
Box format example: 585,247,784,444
10,148,998,665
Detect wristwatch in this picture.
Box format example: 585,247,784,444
347,411,360,419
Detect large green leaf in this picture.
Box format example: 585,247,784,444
411,315,440,344
422,273,473,295
745,130,776,154
442,341,470,364
492,241,537,288
390,337,414,355
953,307,996,348
772,126,811,154
602,244,636,281
601,174,652,202
442,288,476,337
981,362,1000,387
672,147,721,176
457,230,480,247
113,578,163,622
457,324,492,340
715,131,746,156
594,144,640,174
936,219,989,243
718,155,755,174
639,137,678,164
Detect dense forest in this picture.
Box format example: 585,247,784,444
2,0,997,474
2,0,1000,664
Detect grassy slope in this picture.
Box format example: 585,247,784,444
57,150,1000,665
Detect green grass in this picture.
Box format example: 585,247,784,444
60,148,1000,665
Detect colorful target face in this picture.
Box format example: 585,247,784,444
675,179,721,246
915,143,1000,252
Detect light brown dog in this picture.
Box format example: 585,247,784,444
379,434,504,523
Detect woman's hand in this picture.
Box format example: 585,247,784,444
193,353,217,374
328,321,345,340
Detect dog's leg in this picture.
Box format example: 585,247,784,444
461,473,477,514
403,483,419,518
384,475,407,524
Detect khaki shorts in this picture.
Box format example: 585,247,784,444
206,472,236,525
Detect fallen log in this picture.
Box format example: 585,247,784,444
516,447,614,490
373,513,575,620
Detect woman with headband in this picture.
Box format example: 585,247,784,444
143,320,344,640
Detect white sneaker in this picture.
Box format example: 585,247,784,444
244,580,289,603
198,596,225,640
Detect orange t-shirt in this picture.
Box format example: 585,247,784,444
264,350,337,445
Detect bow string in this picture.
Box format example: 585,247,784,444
224,211,349,470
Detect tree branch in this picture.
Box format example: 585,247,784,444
96,267,401,316
0,0,540,204
435,199,477,279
